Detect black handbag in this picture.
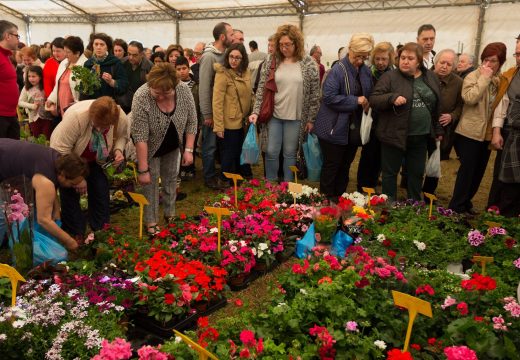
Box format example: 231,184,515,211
296,142,308,180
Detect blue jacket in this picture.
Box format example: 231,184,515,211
313,57,373,145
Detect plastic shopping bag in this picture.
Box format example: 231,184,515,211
425,140,441,178
33,220,68,265
295,223,316,259
240,124,260,165
360,108,373,145
330,230,354,258
303,133,323,181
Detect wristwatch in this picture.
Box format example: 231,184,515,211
185,147,194,153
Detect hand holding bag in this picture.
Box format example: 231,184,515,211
257,57,277,124
425,140,441,178
240,124,260,165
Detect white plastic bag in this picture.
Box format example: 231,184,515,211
425,140,441,178
360,108,373,145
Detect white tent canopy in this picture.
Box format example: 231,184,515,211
2,0,519,68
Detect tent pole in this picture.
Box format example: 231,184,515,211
25,17,31,45
299,13,304,34
176,19,180,44
474,1,487,60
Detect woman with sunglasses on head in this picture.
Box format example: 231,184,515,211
249,24,320,182
313,33,374,202
370,42,442,202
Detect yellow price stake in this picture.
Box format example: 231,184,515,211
223,172,244,208
288,182,303,205
204,206,231,253
0,264,26,308
362,187,375,208
126,162,139,183
472,256,494,275
127,192,149,239
392,290,432,353
173,329,219,360
423,192,437,219
288,166,299,183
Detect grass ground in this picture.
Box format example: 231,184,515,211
111,148,496,323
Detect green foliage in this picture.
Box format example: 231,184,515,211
71,65,101,95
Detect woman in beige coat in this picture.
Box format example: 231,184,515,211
449,43,509,214
213,43,252,185
50,96,129,238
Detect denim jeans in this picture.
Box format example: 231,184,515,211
201,124,217,181
265,117,301,181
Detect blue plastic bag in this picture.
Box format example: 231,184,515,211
33,220,68,265
240,124,260,165
295,223,316,259
303,133,323,181
330,230,354,258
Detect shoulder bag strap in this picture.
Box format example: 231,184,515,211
338,61,351,96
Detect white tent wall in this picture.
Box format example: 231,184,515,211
304,6,479,68
179,16,299,53
30,23,92,46
96,22,177,49
481,2,520,70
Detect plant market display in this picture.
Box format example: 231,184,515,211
0,179,519,359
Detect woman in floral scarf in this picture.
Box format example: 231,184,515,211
50,96,129,240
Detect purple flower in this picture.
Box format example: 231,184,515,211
437,207,454,216
489,227,507,236
513,258,520,269
467,229,485,246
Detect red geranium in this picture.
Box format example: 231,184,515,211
461,273,496,292
387,348,413,360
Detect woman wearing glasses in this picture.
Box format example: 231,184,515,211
249,24,320,181
449,42,508,214
370,42,442,201
212,43,252,185
313,33,374,201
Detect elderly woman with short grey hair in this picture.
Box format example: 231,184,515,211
313,33,374,201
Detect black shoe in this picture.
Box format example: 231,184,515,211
176,192,187,201
205,177,225,190
466,208,479,216
216,177,232,189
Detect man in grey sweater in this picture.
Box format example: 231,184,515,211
199,21,234,189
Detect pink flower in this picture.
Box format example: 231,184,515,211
441,296,457,310
492,315,509,331
513,258,520,269
239,330,256,346
457,302,468,316
467,229,485,246
489,227,506,236
137,346,168,360
504,298,520,317
444,345,478,360
96,338,132,360
345,321,358,332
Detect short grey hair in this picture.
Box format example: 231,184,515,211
0,20,18,38
459,53,475,65
434,49,459,67
310,45,321,56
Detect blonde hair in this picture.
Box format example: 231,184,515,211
20,46,38,59
371,42,395,67
147,62,178,91
349,33,375,54
273,24,305,61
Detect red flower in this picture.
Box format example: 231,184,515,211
387,348,413,360
474,316,484,322
382,239,392,247
197,316,209,329
410,344,421,351
505,237,516,249
318,276,333,285
415,284,435,296
234,299,244,307
239,330,256,346
387,250,397,258
355,277,370,288
179,213,187,220
164,293,175,305
427,338,437,346
457,302,468,316
461,273,496,292
239,348,251,358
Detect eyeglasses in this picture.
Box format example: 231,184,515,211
354,54,369,61
279,42,294,49
9,33,20,40
229,55,242,61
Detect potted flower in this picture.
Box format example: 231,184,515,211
220,240,256,286
313,206,339,244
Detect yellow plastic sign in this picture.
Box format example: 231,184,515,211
0,264,26,307
204,206,231,253
362,187,375,208
127,192,149,239
392,290,433,353
223,172,244,208
288,166,299,183
126,162,139,183
288,182,303,205
173,329,219,360
472,256,494,275
423,192,437,219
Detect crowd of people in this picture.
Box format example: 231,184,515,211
1,18,519,253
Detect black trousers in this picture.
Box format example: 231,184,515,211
319,139,358,198
449,135,490,213
0,116,20,139
218,128,245,181
357,133,381,192
60,162,110,237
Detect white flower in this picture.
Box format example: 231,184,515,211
257,250,264,258
258,243,269,251
67,289,80,298
377,234,386,243
251,248,257,256
0,334,6,341
374,340,386,350
175,336,182,343
209,227,218,233
12,320,25,328
229,245,238,253
299,288,308,295
277,302,287,307
342,191,367,207
413,240,426,251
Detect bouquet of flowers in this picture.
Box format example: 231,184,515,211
313,206,340,244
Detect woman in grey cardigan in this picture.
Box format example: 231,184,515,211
249,24,320,181
131,63,197,235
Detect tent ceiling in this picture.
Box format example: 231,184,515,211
1,0,518,23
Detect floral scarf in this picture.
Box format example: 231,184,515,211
89,128,109,162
